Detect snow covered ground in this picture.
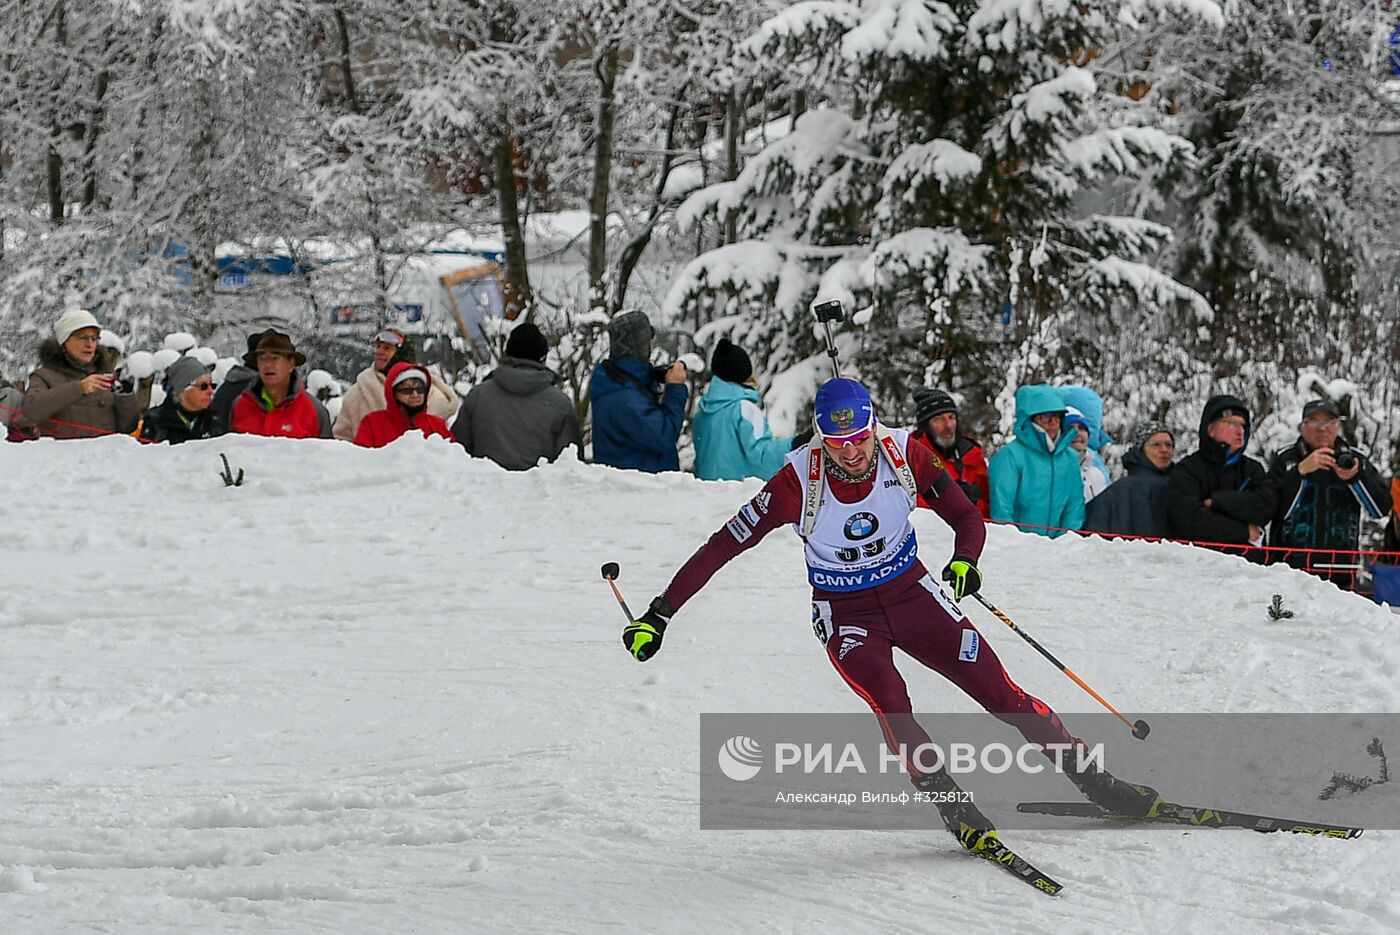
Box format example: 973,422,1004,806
2,435,1397,933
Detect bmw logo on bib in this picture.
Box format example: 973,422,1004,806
844,512,879,540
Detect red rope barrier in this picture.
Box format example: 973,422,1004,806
985,519,1400,594
2,400,156,442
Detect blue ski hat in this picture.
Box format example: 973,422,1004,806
813,378,875,438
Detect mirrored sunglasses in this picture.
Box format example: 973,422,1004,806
820,427,874,449
374,330,404,348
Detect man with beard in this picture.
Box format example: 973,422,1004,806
910,387,989,517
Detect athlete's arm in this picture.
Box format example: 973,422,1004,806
908,438,986,562
662,462,804,611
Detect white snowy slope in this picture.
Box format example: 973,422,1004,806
1,435,1397,934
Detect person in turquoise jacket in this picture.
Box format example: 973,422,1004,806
1056,384,1113,485
989,384,1085,537
692,338,794,481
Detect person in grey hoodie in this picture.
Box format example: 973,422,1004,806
451,323,581,470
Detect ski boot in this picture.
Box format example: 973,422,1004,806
1067,762,1162,818
916,769,998,852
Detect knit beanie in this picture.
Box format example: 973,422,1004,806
167,356,212,396
391,365,430,390
54,308,101,346
912,386,957,424
1132,421,1175,451
710,338,752,385
608,310,653,362
505,322,549,363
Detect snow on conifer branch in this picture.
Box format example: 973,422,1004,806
839,0,959,64
862,228,995,299
1081,256,1213,321
1057,126,1193,180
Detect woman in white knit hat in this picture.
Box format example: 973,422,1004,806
19,308,140,439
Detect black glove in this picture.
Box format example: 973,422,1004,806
940,556,982,602
622,597,673,662
956,481,981,504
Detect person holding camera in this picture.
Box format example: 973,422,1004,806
1267,399,1390,585
589,310,687,473
21,308,140,440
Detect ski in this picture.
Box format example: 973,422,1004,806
954,827,1064,896
1017,800,1364,839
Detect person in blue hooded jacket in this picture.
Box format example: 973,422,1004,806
692,338,794,481
988,384,1085,537
589,310,688,472
1057,384,1113,489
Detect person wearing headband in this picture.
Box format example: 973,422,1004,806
333,328,459,441
353,363,454,448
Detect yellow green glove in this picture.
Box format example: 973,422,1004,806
622,597,673,662
940,556,982,601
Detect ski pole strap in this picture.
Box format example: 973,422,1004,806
799,442,825,541
874,425,918,502
801,425,917,540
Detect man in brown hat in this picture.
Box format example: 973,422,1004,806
230,330,331,438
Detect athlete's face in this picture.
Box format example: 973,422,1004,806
823,432,876,475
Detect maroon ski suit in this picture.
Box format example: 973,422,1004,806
663,434,1075,780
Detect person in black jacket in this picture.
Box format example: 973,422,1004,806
1084,421,1176,538
140,357,216,444
208,330,263,437
1167,395,1277,553
1266,399,1391,586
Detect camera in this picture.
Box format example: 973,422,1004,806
1334,444,1357,471
649,360,685,383
812,299,845,324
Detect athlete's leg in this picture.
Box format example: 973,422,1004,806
888,577,1162,815
889,576,1077,754
817,597,1000,841
817,601,940,779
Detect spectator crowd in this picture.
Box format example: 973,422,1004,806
3,306,1397,597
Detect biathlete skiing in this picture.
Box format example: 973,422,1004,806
620,375,1161,862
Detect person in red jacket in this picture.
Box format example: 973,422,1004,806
354,362,454,448
909,386,990,517
231,330,331,438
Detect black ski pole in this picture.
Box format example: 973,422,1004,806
600,562,635,623
971,593,1150,740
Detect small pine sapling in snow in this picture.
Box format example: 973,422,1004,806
1319,738,1390,800
1267,594,1294,621
219,453,245,488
